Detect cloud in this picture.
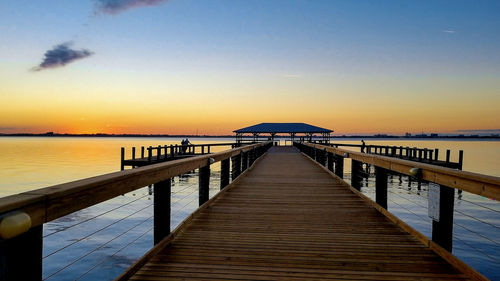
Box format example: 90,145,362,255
456,129,500,133
442,30,456,34
33,42,93,71
282,74,302,79
95,0,168,14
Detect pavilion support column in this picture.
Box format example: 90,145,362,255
232,124,332,147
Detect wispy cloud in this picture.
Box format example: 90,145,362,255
95,0,169,15
282,74,302,79
32,42,93,71
442,30,456,34
456,129,500,133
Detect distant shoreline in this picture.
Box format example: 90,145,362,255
1,133,499,140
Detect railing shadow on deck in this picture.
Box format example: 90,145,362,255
0,141,273,280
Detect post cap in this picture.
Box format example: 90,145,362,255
409,167,422,177
0,211,32,239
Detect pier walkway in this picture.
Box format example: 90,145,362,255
121,147,470,280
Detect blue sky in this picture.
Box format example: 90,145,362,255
1,0,499,134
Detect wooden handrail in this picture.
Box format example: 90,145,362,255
177,142,254,147
0,142,271,228
300,142,500,201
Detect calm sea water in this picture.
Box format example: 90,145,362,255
0,137,499,280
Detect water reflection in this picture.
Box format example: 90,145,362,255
0,137,498,279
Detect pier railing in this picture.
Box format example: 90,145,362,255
120,142,255,169
0,141,273,280
310,141,463,169
294,141,500,254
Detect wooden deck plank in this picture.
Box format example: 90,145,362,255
124,146,474,280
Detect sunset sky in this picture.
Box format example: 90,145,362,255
1,0,499,135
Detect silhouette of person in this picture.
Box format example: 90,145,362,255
361,139,366,153
181,138,189,154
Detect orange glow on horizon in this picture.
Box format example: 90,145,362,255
1,63,499,136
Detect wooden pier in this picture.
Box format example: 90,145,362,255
119,146,485,280
317,142,463,169
0,141,498,280
120,142,253,169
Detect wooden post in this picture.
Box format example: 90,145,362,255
327,152,334,172
163,146,167,158
157,145,162,160
231,154,241,181
132,147,136,159
458,151,464,196
375,166,388,209
432,185,455,251
0,225,42,280
154,178,171,244
141,146,145,158
241,151,248,172
249,148,256,166
199,164,210,206
335,155,344,179
120,147,125,171
170,145,174,157
208,145,211,154
148,147,152,163
351,160,362,190
446,150,451,163
434,149,439,161
220,158,230,189
201,145,205,155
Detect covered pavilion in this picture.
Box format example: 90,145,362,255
233,122,333,143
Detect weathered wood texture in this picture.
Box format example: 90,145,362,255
123,147,478,281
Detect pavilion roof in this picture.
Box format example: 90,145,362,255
233,123,333,134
